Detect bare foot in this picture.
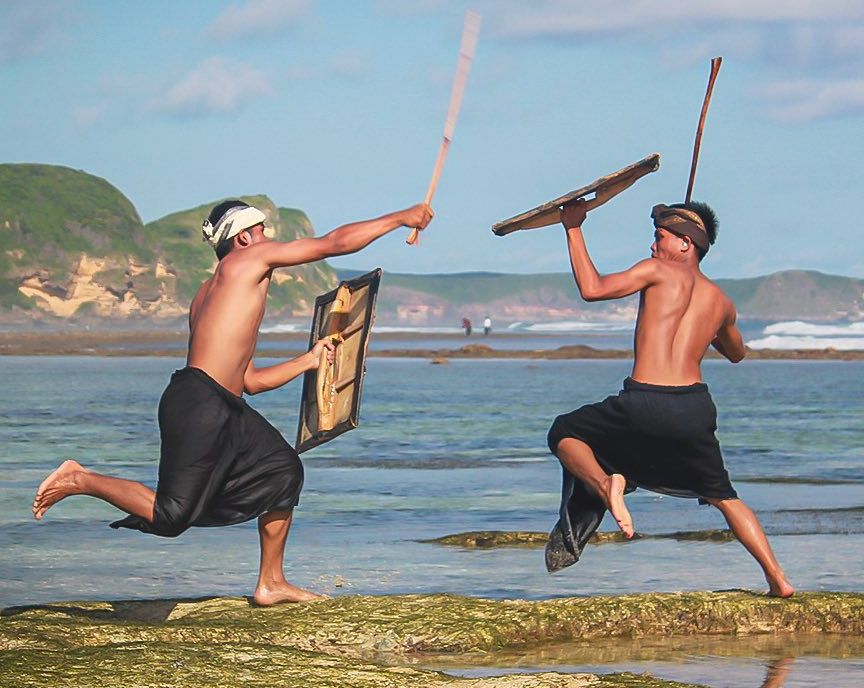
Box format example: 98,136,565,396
767,574,795,598
605,473,634,538
253,581,330,606
33,460,89,520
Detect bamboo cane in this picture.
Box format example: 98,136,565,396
685,57,722,204
407,11,481,245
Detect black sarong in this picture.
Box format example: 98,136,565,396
545,377,737,572
111,367,303,537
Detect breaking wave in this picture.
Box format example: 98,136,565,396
507,320,633,333
763,321,864,337
746,320,864,350
372,326,463,334
259,323,307,334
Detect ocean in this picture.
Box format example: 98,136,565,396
2,354,863,686
259,318,864,352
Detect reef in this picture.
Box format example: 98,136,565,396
2,591,861,687
421,530,736,549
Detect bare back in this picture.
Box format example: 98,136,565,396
187,251,272,395
631,263,732,386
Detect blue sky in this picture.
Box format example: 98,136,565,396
2,0,863,278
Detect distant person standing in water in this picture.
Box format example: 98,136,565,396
33,199,433,605
483,315,492,336
462,317,472,336
545,200,793,597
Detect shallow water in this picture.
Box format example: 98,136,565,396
425,634,864,688
3,355,862,686
446,654,864,688
2,355,862,604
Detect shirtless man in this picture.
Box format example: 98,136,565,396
545,199,793,597
33,199,433,605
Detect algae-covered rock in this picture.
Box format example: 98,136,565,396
3,591,862,655
0,642,702,688
0,642,612,688
423,531,551,548
2,592,861,687
422,530,735,549
421,530,638,549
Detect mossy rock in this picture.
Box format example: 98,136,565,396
421,530,735,550
3,591,862,655
4,591,861,687
423,531,551,548
0,642,643,688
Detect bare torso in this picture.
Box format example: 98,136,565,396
183,203,434,397
187,252,272,395
631,263,731,386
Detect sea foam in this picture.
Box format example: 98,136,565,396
747,320,864,350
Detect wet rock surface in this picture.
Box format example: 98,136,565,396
421,530,736,549
2,592,861,687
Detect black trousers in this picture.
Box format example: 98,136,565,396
112,367,303,537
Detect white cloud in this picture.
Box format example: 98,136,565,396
761,78,864,122
480,0,864,121
493,1,864,38
205,0,312,41
0,0,75,64
148,58,273,117
284,50,373,80
491,0,864,70
374,0,454,17
72,101,112,129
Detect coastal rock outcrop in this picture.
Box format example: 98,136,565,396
1,592,861,687
0,164,337,323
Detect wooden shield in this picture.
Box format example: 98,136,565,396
492,153,660,236
295,268,382,454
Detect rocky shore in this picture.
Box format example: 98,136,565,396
2,592,862,687
1,330,862,359
421,529,737,549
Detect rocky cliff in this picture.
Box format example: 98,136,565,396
2,164,861,328
0,164,337,325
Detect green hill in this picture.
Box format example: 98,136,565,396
337,269,864,323
720,270,864,319
1,163,859,326
0,164,336,322
0,164,147,310
142,195,336,309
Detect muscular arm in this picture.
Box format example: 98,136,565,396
243,340,334,395
711,306,746,363
562,203,660,301
250,204,432,272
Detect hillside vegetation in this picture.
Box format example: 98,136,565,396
0,164,336,322
1,163,860,327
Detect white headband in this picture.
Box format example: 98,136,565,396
201,205,268,248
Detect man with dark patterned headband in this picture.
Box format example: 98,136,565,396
33,199,433,605
545,199,793,597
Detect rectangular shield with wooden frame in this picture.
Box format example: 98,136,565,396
492,153,660,236
295,268,382,454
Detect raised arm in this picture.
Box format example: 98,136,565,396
252,204,433,271
243,339,335,395
561,201,660,302
711,303,746,363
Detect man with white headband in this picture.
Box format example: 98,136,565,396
33,198,433,605
544,199,793,598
